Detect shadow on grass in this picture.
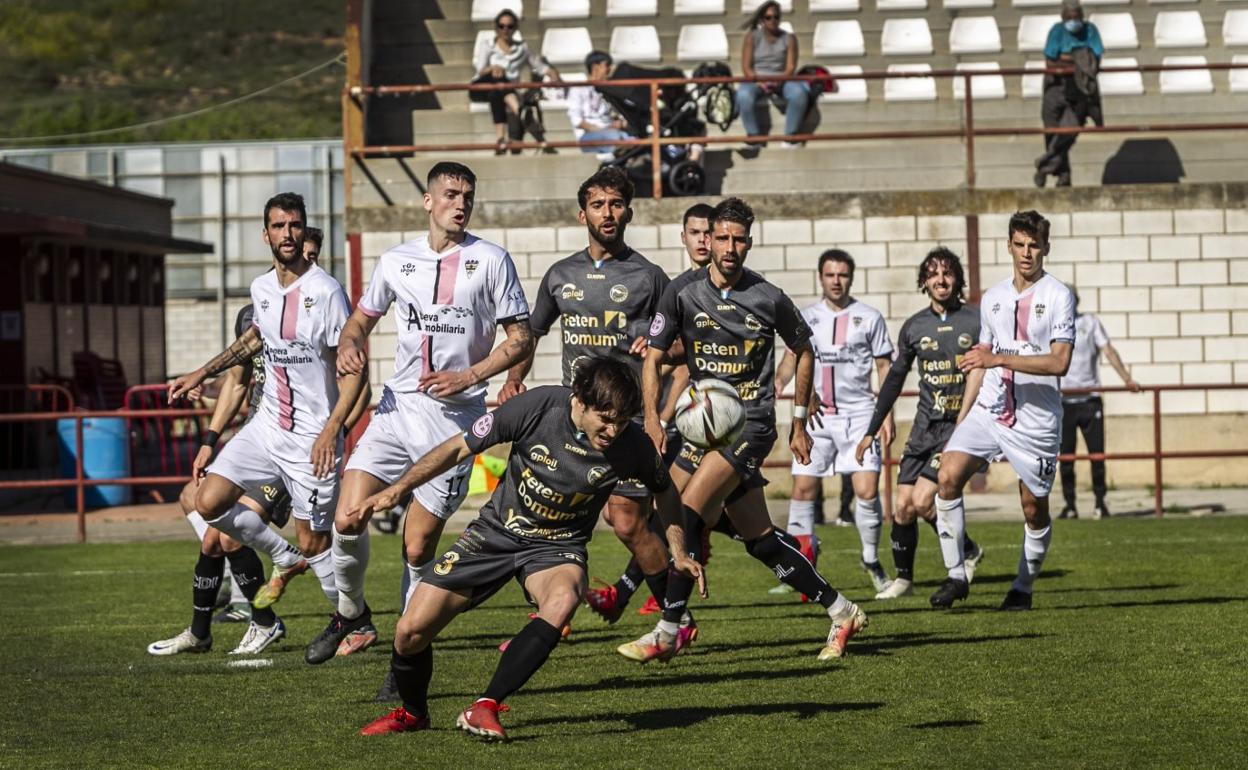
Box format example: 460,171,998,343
1050,595,1248,612
850,632,1046,657
521,700,885,732
909,719,983,729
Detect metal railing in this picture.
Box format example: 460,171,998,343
346,62,1248,199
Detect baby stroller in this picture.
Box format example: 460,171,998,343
597,62,708,197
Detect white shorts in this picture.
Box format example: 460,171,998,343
792,412,882,477
942,405,1059,497
345,388,483,520
208,414,342,532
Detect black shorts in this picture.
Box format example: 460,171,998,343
897,421,957,487
422,520,588,610
673,419,776,491
241,481,292,529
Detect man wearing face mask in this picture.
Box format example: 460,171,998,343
1036,0,1104,188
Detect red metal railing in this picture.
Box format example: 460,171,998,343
347,62,1248,198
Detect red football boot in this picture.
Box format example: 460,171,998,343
359,706,430,736
457,698,509,741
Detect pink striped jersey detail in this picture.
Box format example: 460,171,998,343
997,294,1034,428
274,289,302,431
434,251,461,305
823,314,851,415
281,288,301,341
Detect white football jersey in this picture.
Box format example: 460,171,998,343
250,264,350,437
359,233,529,404
801,299,893,417
974,272,1076,435
1062,313,1111,392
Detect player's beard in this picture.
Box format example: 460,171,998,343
271,238,305,267
587,218,625,249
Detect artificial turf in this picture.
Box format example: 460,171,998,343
2,514,1246,768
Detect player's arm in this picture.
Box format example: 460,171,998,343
774,349,796,392
169,326,262,401
658,365,691,424
337,308,381,376
955,367,985,425
642,346,667,453
1102,343,1140,392
502,271,557,402
873,355,897,448
962,341,1073,377
191,363,251,483
421,317,536,399
856,352,910,464
312,366,368,478
347,434,474,523
344,374,373,431
789,341,815,465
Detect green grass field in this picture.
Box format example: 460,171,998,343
3,515,1247,768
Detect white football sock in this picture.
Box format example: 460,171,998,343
307,549,339,604
333,526,369,620
227,565,246,604
854,496,883,564
786,499,817,537
826,592,851,620
186,510,209,541
403,560,426,612
934,496,968,582
206,503,303,569
1012,524,1052,594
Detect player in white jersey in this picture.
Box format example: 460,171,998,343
933,210,1075,611
170,192,367,652
776,250,895,594
304,162,534,666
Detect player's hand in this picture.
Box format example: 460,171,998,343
628,335,649,358
310,427,339,479
808,393,826,430
497,378,526,404
854,434,874,466
186,384,205,402
880,416,896,450
192,445,213,486
645,416,667,456
789,420,812,465
420,368,477,399
1125,379,1141,393
672,552,708,599
169,368,207,403
350,486,402,523
959,344,996,372
337,343,368,377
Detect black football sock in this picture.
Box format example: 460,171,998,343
892,521,919,582
483,617,561,704
746,529,838,609
644,567,669,606
392,645,433,716
615,558,644,606
964,533,979,554
662,506,704,623
191,552,226,639
226,547,276,627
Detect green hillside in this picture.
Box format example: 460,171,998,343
0,0,345,147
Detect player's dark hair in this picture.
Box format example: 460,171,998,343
572,358,642,421
917,246,965,299
263,192,306,228
710,197,754,232
578,166,634,209
682,203,716,227
427,161,476,189
304,226,324,250
1008,210,1050,245
818,248,855,279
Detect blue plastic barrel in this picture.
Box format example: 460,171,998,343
57,417,132,507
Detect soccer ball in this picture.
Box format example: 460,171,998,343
673,379,747,450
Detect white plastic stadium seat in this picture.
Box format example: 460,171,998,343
541,27,594,66
1013,0,1059,7
884,63,937,100
952,62,1007,98
607,0,658,15
811,0,861,10
881,18,934,54
675,0,726,14
1022,60,1047,98
945,0,994,9
677,24,730,61
813,20,867,56
1154,10,1208,47
818,65,869,101
1160,55,1214,92
878,0,927,9
1018,15,1061,52
742,0,793,11
1230,54,1248,91
949,17,1002,53
610,25,663,62
1225,10,1248,45
1098,56,1145,94
473,0,523,22
1090,13,1140,49
540,0,590,18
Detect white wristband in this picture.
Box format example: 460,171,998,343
793,406,809,420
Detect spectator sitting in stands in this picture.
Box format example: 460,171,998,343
471,8,560,154
568,51,635,160
737,1,810,147
1036,0,1104,187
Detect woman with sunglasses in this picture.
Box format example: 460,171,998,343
471,9,560,154
738,1,810,146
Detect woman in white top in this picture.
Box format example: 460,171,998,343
738,1,810,144
471,8,561,154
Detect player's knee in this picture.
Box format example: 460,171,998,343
894,502,917,525
334,506,366,535
220,533,242,553
299,528,329,555
538,589,580,626
201,529,225,557
404,536,437,568
393,619,432,655
178,482,197,515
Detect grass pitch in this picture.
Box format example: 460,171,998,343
3,515,1247,768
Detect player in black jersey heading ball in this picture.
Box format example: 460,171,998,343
619,197,869,664
855,248,985,606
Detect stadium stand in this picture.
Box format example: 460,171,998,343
610,25,664,62
607,0,659,15
813,19,867,55
540,0,591,19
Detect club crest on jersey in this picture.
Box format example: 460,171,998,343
303,296,316,313
958,333,973,349
694,312,720,330
401,262,416,276
852,316,863,327
744,314,763,332
609,284,629,303
919,336,939,351
587,466,609,486
649,314,665,336
560,283,584,301
1035,303,1046,317
464,258,478,277
471,414,494,438
260,299,270,312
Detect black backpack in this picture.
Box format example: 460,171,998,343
692,61,737,131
